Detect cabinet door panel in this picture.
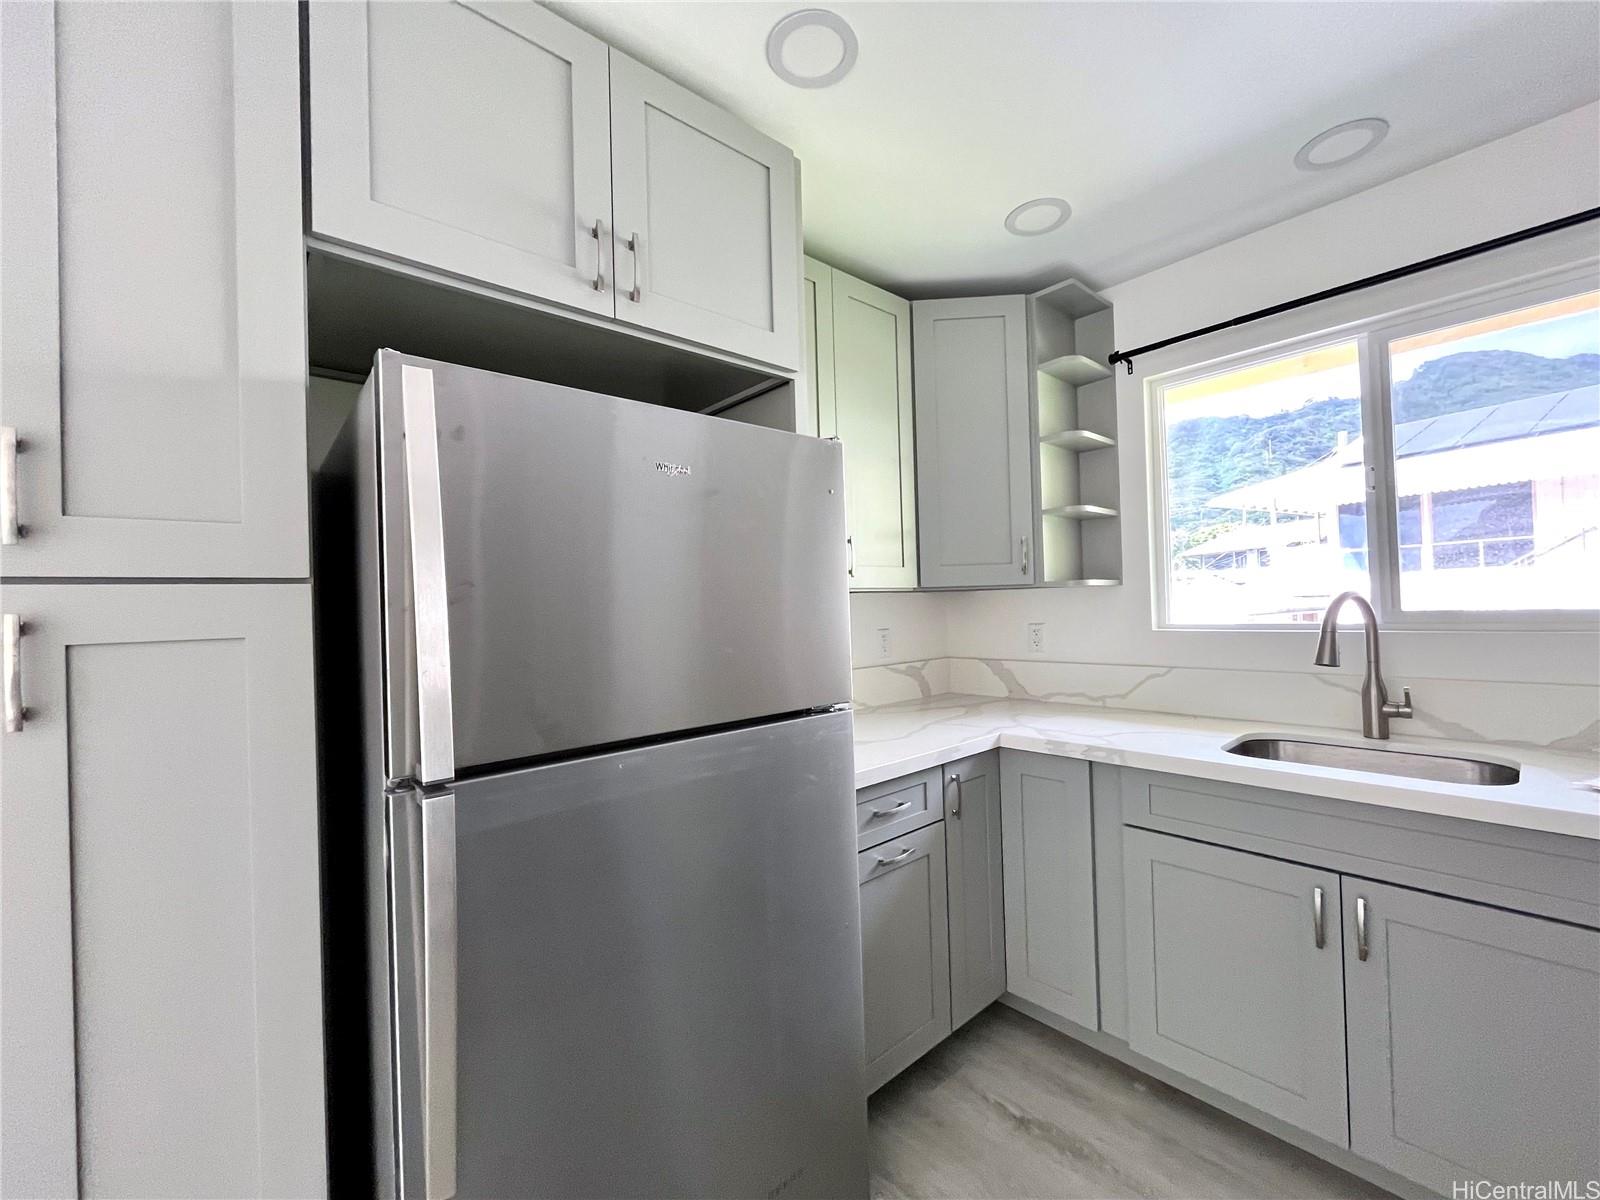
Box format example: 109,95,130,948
1123,829,1348,1146
1345,880,1600,1192
834,272,917,590
0,584,325,1199
1000,753,1098,1027
803,257,835,439
859,824,951,1092
946,752,1005,1028
609,51,799,370
1,0,308,577
309,0,614,317
912,297,1033,587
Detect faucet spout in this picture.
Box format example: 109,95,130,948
1311,592,1413,739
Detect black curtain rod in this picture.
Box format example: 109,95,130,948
1106,207,1600,375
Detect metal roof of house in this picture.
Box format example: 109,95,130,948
1390,383,1599,459
1206,384,1600,512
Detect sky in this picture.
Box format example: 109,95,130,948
1167,293,1600,427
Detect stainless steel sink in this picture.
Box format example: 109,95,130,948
1226,737,1521,786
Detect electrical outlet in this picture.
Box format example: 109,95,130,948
1027,622,1045,654
876,627,892,660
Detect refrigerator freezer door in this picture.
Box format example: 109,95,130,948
376,351,851,775
388,709,867,1200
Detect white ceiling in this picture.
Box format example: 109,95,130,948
551,1,1600,298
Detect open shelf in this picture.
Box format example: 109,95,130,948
1043,504,1118,520
1040,429,1115,452
1033,278,1109,320
1037,353,1112,386
1060,577,1121,588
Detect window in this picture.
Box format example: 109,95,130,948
1384,292,1598,612
1161,340,1367,626
1154,274,1600,627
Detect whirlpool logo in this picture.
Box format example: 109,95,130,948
653,460,692,477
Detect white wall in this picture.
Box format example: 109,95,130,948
852,102,1600,748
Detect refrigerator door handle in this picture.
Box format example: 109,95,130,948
418,787,458,1200
400,364,456,786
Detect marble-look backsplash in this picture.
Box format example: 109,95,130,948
853,656,1600,756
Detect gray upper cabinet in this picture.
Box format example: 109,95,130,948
803,257,836,439
912,296,1034,587
859,823,952,1093
1123,829,1349,1147
1,0,309,579
608,50,799,370
1344,879,1600,1192
308,0,614,318
1000,752,1098,1028
945,752,1005,1029
0,583,325,1199
833,271,917,589
307,2,800,371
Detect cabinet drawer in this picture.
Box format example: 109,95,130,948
1122,768,1600,927
856,767,944,850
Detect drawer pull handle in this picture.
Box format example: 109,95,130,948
625,231,642,303
873,846,915,867
868,800,912,818
1312,886,1325,949
948,772,963,818
589,219,606,292
2,427,21,545
1355,896,1370,962
3,614,24,733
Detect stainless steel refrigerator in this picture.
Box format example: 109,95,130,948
314,350,868,1200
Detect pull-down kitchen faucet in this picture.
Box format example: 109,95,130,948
1313,592,1414,740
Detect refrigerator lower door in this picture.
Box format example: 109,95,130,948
388,710,867,1200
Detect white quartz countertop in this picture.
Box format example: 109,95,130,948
852,695,1600,840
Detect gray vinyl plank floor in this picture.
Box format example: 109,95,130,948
868,1004,1391,1200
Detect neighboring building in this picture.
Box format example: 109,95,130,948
1180,384,1600,618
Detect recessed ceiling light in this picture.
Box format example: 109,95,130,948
766,9,858,89
1294,117,1389,171
1004,197,1072,237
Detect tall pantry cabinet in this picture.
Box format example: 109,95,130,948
0,3,326,1196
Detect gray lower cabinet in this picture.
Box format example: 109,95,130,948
1123,828,1350,1147
911,296,1034,587
945,752,1005,1028
859,823,952,1093
0,583,326,1199
1344,879,1600,1192
1,0,309,579
1000,752,1098,1028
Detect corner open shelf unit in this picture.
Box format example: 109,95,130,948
1030,278,1121,587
